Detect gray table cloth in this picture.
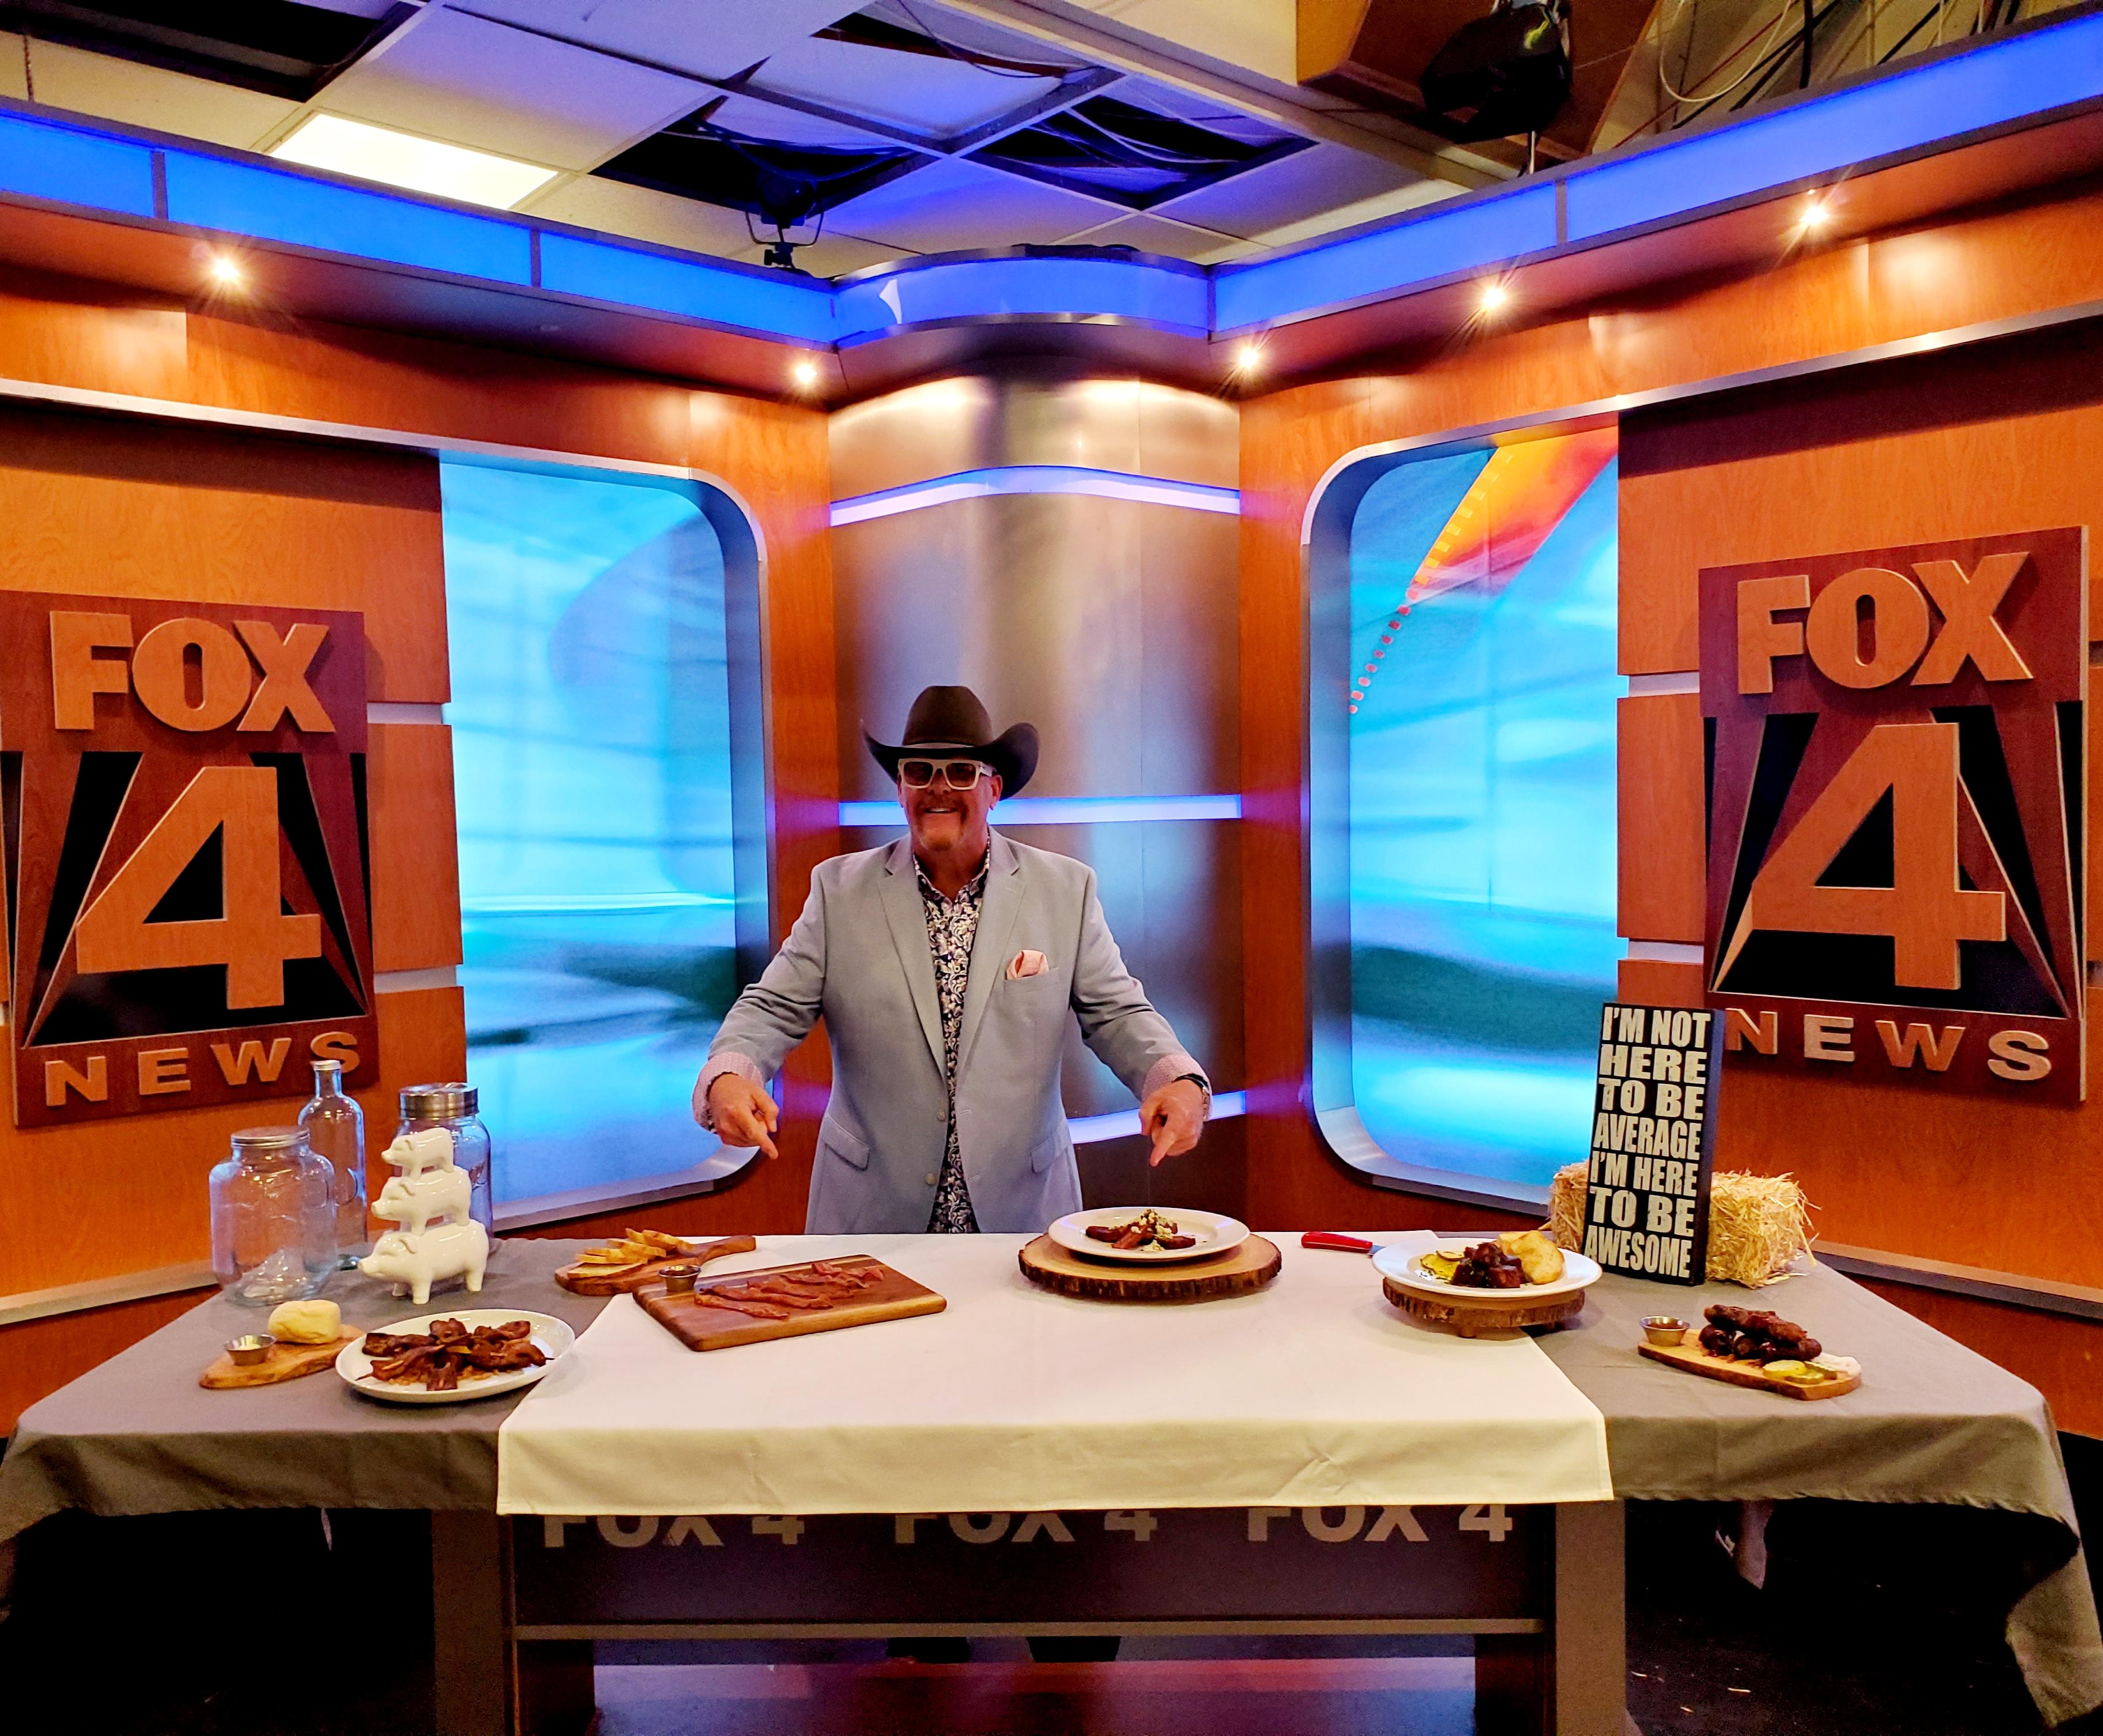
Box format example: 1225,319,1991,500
2,1238,2098,1724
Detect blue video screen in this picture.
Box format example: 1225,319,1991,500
440,458,737,1204
1346,432,1620,1189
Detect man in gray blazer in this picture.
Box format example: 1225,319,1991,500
694,685,1210,1234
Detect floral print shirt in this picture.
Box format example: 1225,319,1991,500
918,853,990,1233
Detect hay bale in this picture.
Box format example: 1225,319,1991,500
1547,1162,1814,1287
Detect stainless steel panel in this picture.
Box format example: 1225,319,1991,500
829,372,1239,498
834,495,1238,799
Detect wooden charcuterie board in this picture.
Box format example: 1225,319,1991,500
1639,1339,1860,1400
200,1333,361,1389
636,1254,945,1351
1018,1234,1282,1301
555,1234,757,1296
1381,1277,1585,1338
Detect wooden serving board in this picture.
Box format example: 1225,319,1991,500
200,1333,361,1389
636,1255,945,1351
1381,1277,1586,1337
555,1234,757,1296
1639,1339,1861,1400
1018,1233,1282,1301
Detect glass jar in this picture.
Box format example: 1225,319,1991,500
397,1083,493,1231
299,1059,367,1258
208,1126,336,1306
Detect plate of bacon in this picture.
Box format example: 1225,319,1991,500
336,1309,574,1404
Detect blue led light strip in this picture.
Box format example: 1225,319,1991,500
1,11,2100,348
841,795,1242,827
1071,1090,1247,1146
831,466,1240,527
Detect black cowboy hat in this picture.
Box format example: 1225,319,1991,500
864,685,1039,797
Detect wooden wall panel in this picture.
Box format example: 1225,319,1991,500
368,722,463,974
0,401,447,702
1618,958,1704,1006
0,983,464,1299
0,278,834,1423
1621,323,2103,685
1854,1278,2103,1440
0,1286,207,1437
1617,693,1704,943
1238,167,2103,1408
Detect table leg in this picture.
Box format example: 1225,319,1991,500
1555,1499,1635,1736
431,1510,512,1736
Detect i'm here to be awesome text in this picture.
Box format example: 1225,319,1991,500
1585,1004,1717,1282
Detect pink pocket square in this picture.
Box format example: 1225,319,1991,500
1007,949,1048,980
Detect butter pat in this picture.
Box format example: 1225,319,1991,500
267,1299,342,1344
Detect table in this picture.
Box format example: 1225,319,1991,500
3,1234,2097,1735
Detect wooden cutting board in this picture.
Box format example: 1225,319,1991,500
555,1234,757,1296
200,1333,361,1389
1018,1234,1281,1301
636,1254,945,1351
1639,1338,1861,1400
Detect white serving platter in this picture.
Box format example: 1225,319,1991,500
336,1307,574,1405
1372,1240,1602,1304
1048,1207,1251,1264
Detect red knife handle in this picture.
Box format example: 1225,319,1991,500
1300,1231,1374,1253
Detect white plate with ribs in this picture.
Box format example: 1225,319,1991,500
1049,1207,1250,1264
336,1308,574,1404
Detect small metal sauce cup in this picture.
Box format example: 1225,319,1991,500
227,1334,274,1366
1640,1316,1691,1346
656,1264,699,1295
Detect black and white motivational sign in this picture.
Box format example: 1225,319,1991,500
1583,1002,1719,1284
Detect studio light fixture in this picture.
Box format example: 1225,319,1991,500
1234,340,1264,374
205,252,245,289
270,115,557,210
1479,279,1511,314
791,357,820,389
1800,194,1834,232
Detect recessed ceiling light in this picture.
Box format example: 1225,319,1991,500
1479,280,1510,314
1234,341,1264,373
1800,195,1834,232
206,253,245,289
791,358,820,388
270,114,557,210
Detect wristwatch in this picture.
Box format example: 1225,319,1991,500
1174,1072,1213,1117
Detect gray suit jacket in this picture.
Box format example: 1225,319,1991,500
703,832,1206,1233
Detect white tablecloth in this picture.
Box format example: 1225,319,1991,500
495,1233,1613,1516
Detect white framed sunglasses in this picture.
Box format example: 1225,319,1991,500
898,757,992,790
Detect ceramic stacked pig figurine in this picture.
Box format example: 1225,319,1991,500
359,1127,488,1305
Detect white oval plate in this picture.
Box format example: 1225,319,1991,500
1372,1240,1602,1303
1048,1207,1250,1264
336,1308,574,1405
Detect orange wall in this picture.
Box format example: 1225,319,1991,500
1240,175,2103,1424
0,268,835,1431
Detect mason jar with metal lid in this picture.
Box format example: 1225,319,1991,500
397,1083,493,1231
208,1125,336,1306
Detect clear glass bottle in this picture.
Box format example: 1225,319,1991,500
397,1083,493,1231
208,1126,336,1306
299,1059,367,1259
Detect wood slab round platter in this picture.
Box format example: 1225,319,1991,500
1380,1276,1587,1337
1019,1233,1281,1301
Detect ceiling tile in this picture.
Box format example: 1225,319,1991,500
744,34,1063,139
822,154,1120,252
698,91,911,152
1054,211,1240,262
18,39,297,149
520,175,761,258
1147,141,1427,239
458,0,869,83
320,7,707,170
